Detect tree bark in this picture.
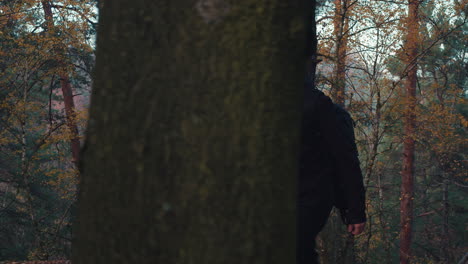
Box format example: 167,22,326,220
41,0,81,166
72,1,311,263
400,0,419,263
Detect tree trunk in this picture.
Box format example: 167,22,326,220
306,0,318,86
442,176,450,263
72,1,311,263
331,0,352,107
41,0,81,165
400,0,419,263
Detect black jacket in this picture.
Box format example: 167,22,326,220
298,88,366,225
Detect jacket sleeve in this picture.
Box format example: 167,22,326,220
316,93,366,224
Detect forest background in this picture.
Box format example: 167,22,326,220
0,0,466,263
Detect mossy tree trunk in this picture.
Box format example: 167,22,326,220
72,0,312,263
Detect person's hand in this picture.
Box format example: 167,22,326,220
347,222,365,235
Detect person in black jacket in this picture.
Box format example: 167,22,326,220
297,87,366,264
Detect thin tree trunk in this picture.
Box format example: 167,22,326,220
41,0,80,166
72,1,311,263
377,171,392,264
364,87,381,187
306,0,318,87
21,79,46,259
399,0,419,263
442,176,450,263
331,0,352,106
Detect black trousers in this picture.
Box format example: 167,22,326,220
297,202,333,264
